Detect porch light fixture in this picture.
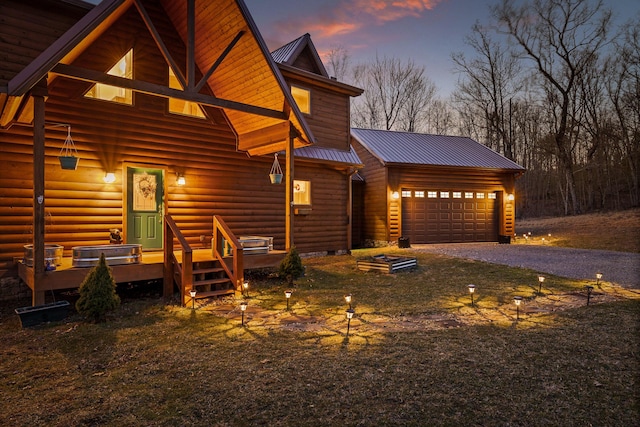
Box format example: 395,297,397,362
285,289,292,310
537,276,545,294
344,293,352,309
507,193,515,201
103,172,116,183
585,285,594,305
596,272,602,286
176,174,186,186
240,301,248,325
467,284,476,306
391,191,400,200
189,289,197,309
514,296,523,320
346,308,355,337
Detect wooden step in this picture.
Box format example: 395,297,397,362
193,277,232,287
193,267,224,275
193,289,235,299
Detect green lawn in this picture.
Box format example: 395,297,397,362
1,246,638,426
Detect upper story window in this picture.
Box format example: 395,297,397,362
85,49,133,104
291,85,311,114
168,68,205,118
294,180,311,205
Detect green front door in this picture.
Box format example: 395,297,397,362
126,167,164,250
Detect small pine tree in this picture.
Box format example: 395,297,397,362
279,246,304,286
76,253,120,323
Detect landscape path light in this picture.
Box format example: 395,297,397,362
243,281,249,297
285,290,292,311
585,285,594,306
240,301,248,326
345,294,352,309
537,276,545,294
346,308,355,337
596,273,603,286
514,296,523,321
189,289,197,310
467,284,476,306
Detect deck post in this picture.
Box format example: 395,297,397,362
32,84,47,306
285,130,294,251
163,218,174,300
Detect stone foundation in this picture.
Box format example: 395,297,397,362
0,271,30,302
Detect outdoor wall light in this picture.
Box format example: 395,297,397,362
585,285,594,306
467,284,476,306
537,276,545,294
507,193,515,201
596,272,602,285
346,308,355,337
189,289,197,310
240,301,248,325
285,290,292,310
176,174,186,186
514,296,523,320
103,172,116,183
345,293,352,309
391,191,400,200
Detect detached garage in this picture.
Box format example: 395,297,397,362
351,129,525,246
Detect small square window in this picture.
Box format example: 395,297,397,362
428,191,438,198
476,193,485,199
291,86,311,114
440,191,450,198
168,68,205,118
488,193,497,199
294,180,311,205
415,191,425,198
465,192,474,199
453,192,462,198
401,190,412,198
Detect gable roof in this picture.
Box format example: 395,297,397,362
0,0,314,156
271,33,328,77
351,128,525,171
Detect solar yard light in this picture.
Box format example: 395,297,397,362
596,273,603,286
537,276,545,294
514,296,523,320
285,289,292,311
243,281,249,297
346,308,355,337
345,293,352,309
467,284,476,306
189,289,197,310
240,301,248,326
585,285,594,306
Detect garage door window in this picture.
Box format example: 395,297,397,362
476,193,485,199
488,193,497,199
428,191,438,198
402,190,411,198
440,191,450,198
453,192,462,198
465,192,474,198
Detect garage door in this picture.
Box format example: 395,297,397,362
401,189,498,243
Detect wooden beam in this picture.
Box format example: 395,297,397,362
237,121,289,150
186,0,195,90
285,130,294,250
194,31,245,93
32,90,46,306
133,0,186,90
51,63,287,120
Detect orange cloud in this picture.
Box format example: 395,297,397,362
351,0,443,22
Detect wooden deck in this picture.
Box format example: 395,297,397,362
18,248,286,305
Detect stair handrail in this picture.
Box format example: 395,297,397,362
212,215,244,290
164,214,193,306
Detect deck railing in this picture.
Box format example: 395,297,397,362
212,215,244,291
163,214,193,306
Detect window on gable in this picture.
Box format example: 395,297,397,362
291,85,311,114
294,180,311,205
168,68,205,118
85,49,133,104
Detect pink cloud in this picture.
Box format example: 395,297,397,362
351,0,443,22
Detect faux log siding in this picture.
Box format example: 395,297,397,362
0,7,351,266
352,142,388,242
287,77,350,152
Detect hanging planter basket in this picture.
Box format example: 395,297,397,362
269,153,283,184
58,126,79,170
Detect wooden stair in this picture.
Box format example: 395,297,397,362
185,260,235,299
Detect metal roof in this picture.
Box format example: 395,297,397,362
270,33,328,77
351,128,524,171
294,145,362,167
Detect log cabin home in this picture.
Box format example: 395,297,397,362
351,129,525,246
0,0,363,306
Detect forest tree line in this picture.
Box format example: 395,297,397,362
326,0,639,218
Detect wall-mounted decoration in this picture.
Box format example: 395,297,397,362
133,172,157,211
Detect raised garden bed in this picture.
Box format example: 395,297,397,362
356,254,417,273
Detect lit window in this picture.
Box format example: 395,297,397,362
477,193,485,199
291,86,311,114
401,190,412,198
465,192,474,198
488,193,496,199
168,68,205,118
415,191,425,198
453,192,462,198
294,180,311,205
427,191,438,198
440,191,450,198
85,49,133,104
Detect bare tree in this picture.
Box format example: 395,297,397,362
492,0,614,215
325,45,351,82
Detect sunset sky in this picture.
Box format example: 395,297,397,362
244,0,640,97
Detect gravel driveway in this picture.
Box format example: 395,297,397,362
411,243,640,289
